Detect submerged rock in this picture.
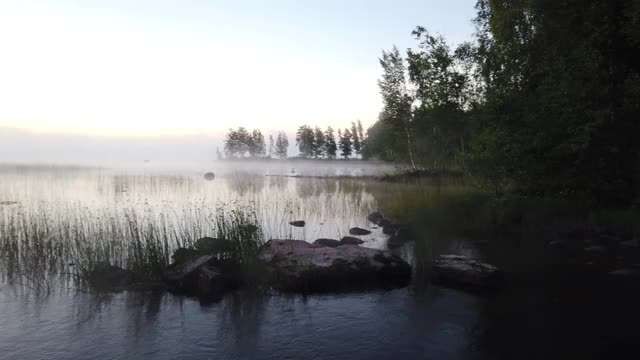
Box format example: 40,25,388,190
88,262,134,291
0,201,19,206
584,245,606,253
349,227,372,236
261,239,411,292
432,255,503,291
313,238,341,248
289,220,306,227
620,239,639,248
203,172,216,181
367,211,384,225
340,236,365,245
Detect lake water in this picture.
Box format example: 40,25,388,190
1,161,639,359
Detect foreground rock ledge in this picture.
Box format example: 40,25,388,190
261,239,411,292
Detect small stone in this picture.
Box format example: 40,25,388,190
289,220,306,227
203,172,215,181
349,227,371,236
340,236,364,245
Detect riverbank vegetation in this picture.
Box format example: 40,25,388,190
0,202,263,293
365,0,640,209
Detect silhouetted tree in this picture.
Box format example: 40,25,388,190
296,125,315,158
324,126,337,159
339,128,353,159
275,131,289,159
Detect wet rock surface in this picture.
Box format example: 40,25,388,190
261,239,411,292
349,227,372,236
340,236,365,245
313,238,342,248
432,255,503,291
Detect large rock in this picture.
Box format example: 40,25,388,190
340,236,365,245
367,212,384,225
87,262,134,291
164,255,231,296
432,255,503,291
349,227,372,236
261,239,411,292
314,238,341,248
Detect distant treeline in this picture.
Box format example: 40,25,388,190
364,0,640,206
221,120,366,160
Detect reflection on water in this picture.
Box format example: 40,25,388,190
0,288,482,360
2,163,640,359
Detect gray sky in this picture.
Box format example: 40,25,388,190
0,0,477,165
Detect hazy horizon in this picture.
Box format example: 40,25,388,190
0,0,476,165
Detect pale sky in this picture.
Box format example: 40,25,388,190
0,0,476,138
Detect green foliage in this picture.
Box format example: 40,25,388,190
368,0,640,206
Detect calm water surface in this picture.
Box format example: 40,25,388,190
1,162,639,359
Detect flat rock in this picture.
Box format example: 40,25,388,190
432,255,503,291
289,220,306,227
349,227,372,236
261,239,411,292
313,238,341,248
340,236,365,245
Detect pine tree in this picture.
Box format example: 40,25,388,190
314,126,325,158
324,126,337,159
351,121,361,157
268,135,274,158
339,128,353,159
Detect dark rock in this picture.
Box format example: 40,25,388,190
171,247,200,265
204,172,216,181
620,239,639,248
382,224,399,235
164,255,231,295
387,235,407,249
367,211,384,225
313,238,341,248
261,239,411,292
379,219,391,228
0,201,19,206
88,262,134,291
609,267,640,278
546,240,565,248
340,236,365,245
584,245,605,253
289,220,306,227
195,237,230,254
349,227,372,236
394,225,414,241
432,255,503,291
